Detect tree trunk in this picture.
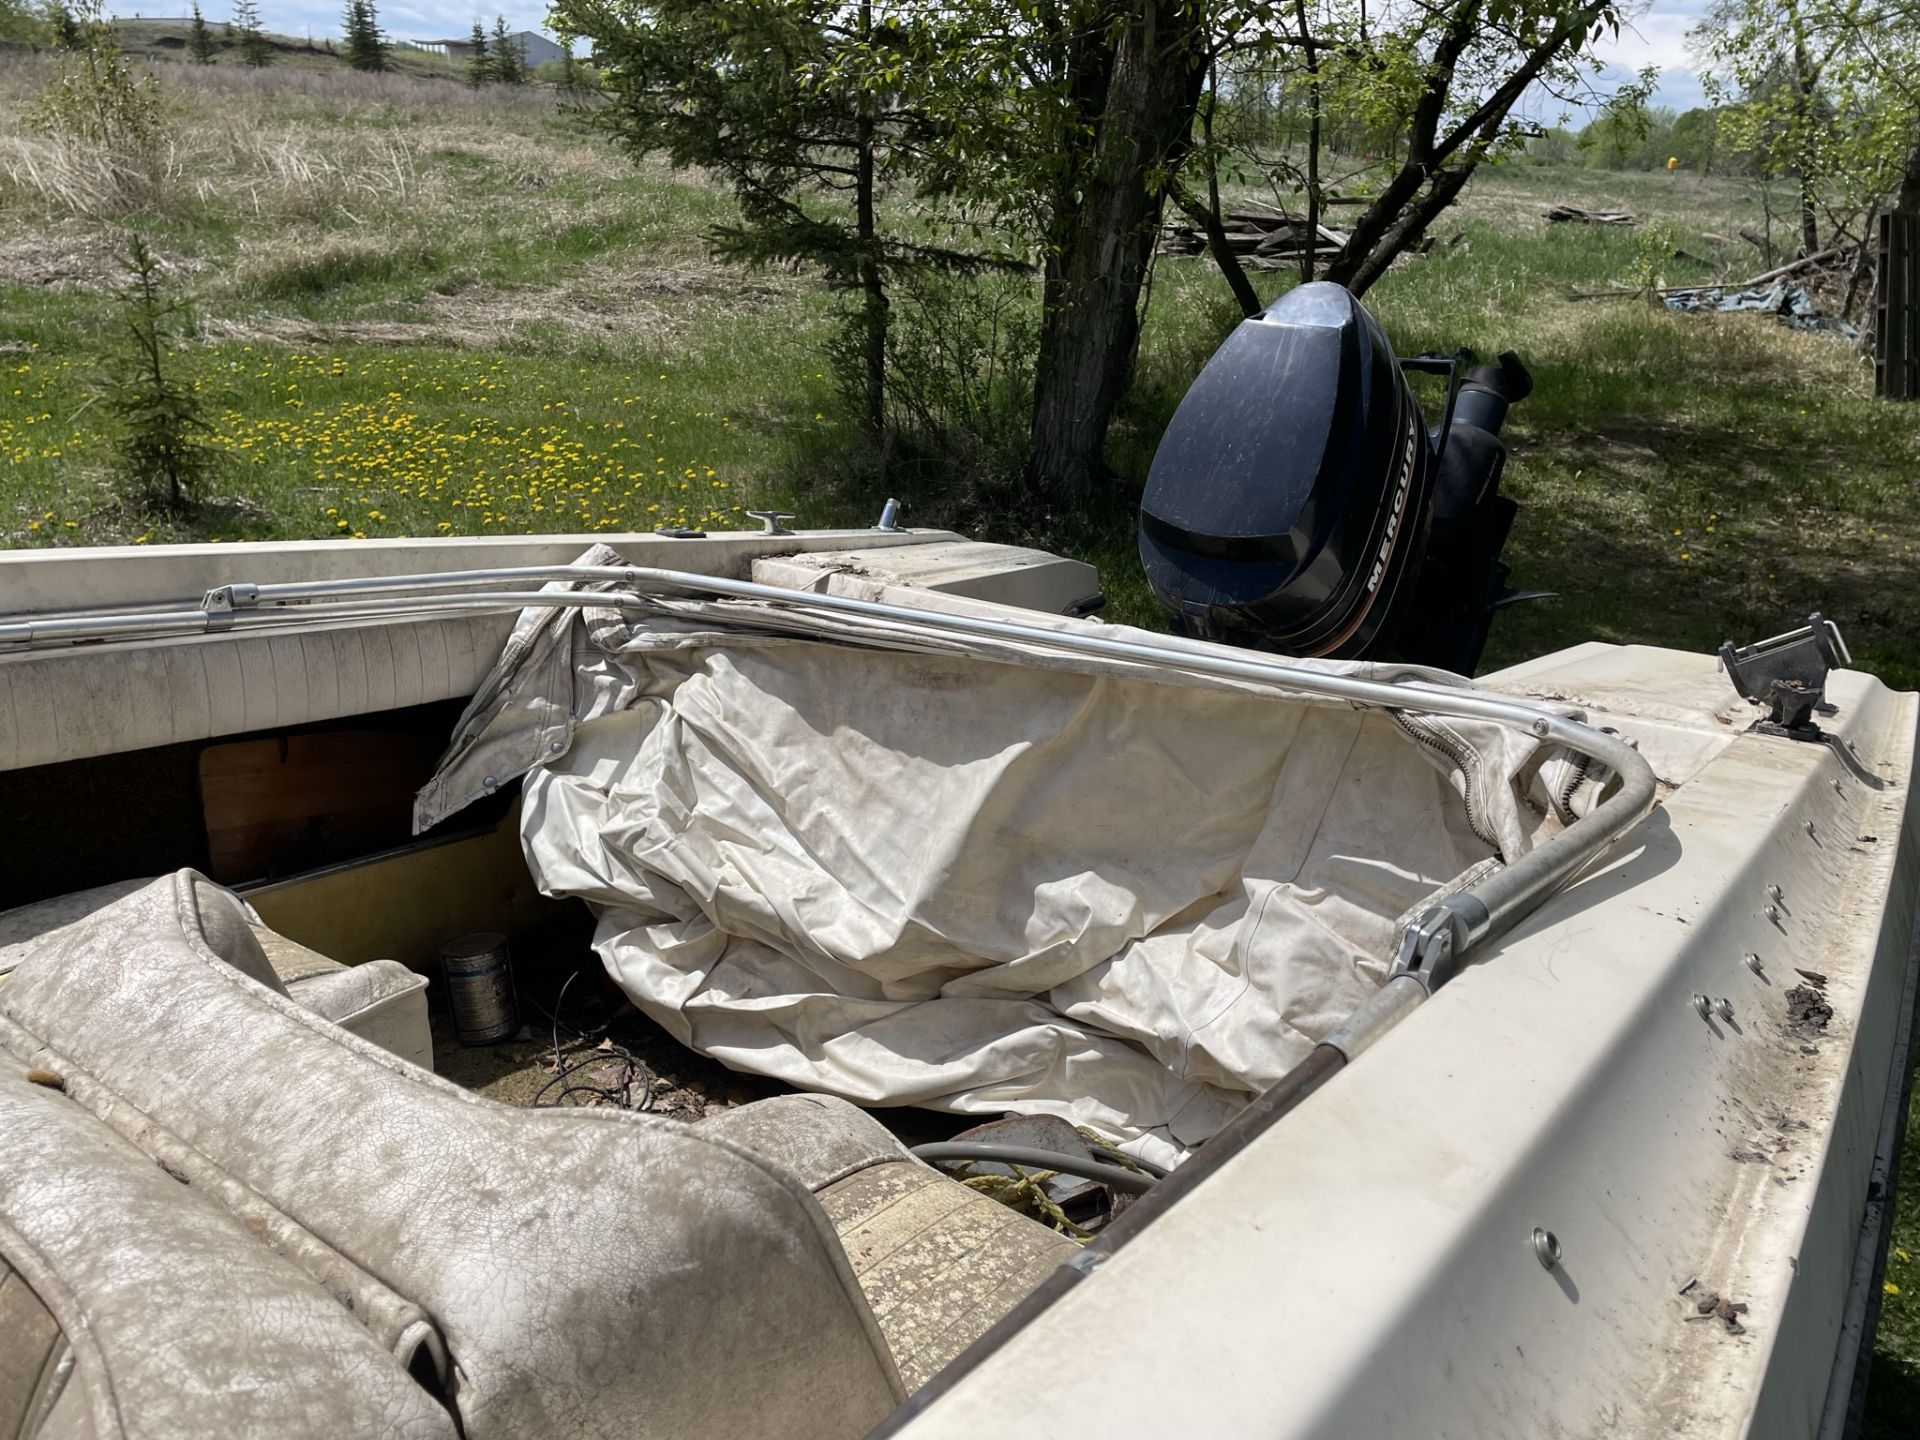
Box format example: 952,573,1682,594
1293,0,1320,284
1322,0,1607,294
1026,0,1206,504
854,0,885,435
1791,27,1821,254
1172,68,1263,321
1171,183,1263,319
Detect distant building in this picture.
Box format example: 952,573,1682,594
413,30,565,67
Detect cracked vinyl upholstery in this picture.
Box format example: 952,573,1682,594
0,872,904,1440
0,1069,460,1440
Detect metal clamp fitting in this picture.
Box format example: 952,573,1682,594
1390,895,1487,996
200,583,260,630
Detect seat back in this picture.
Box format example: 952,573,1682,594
0,1070,459,1440
0,873,903,1440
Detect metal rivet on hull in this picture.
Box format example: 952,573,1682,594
1532,1228,1562,1270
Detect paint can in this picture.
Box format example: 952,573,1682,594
440,932,517,1045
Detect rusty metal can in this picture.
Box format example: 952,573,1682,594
440,932,517,1045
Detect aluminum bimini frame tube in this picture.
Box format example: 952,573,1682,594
3,562,1652,1041
2,561,1656,958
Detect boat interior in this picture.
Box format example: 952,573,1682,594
1,533,1257,1437
1,531,1915,1440
2,709,1121,1434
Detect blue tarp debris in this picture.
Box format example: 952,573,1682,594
1663,281,1859,339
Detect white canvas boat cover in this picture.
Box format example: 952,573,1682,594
417,549,1600,1164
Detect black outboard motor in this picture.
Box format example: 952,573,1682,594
1138,282,1534,675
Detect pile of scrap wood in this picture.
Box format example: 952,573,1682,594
1158,204,1350,268
1571,244,1861,301
1544,205,1635,226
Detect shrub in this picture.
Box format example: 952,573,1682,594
1627,220,1678,295
815,269,1042,530
22,2,164,212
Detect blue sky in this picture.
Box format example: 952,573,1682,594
118,1,1714,114
114,2,558,46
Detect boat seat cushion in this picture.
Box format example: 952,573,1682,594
0,872,904,1440
0,1067,459,1440
249,925,432,1069
701,1095,1081,1391
0,883,431,1070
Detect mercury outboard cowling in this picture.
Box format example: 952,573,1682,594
1139,281,1534,674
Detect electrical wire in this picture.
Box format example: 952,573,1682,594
528,970,655,1112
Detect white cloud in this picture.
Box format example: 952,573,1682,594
1593,1,1714,112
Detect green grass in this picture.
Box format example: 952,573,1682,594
5,49,1920,1424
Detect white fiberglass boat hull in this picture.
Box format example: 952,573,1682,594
0,531,1913,1439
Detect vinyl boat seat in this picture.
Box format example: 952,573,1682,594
0,872,1076,1439
0,880,431,1069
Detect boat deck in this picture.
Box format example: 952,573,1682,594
427,912,967,1149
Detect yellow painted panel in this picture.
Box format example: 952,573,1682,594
242,805,559,972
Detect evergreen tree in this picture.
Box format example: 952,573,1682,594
231,0,269,66
106,236,218,513
342,0,387,72
187,0,216,63
489,16,523,84
465,18,489,88
48,1,81,46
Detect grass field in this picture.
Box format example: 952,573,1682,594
4,42,1920,1425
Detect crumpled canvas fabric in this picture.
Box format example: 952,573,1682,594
418,548,1592,1165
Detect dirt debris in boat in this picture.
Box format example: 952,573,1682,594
427,912,788,1117
426,915,1020,1151
1784,983,1835,1039
1679,1282,1750,1334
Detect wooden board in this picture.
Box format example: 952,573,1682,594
197,730,443,883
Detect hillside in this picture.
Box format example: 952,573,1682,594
110,16,467,78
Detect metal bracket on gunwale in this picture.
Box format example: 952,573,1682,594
1719,613,1850,739
199,583,260,631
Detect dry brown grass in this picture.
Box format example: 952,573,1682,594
0,50,568,224
202,262,796,350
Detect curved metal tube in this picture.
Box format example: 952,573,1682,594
1,561,1657,976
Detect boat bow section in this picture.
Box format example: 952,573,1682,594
886,647,1919,1440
